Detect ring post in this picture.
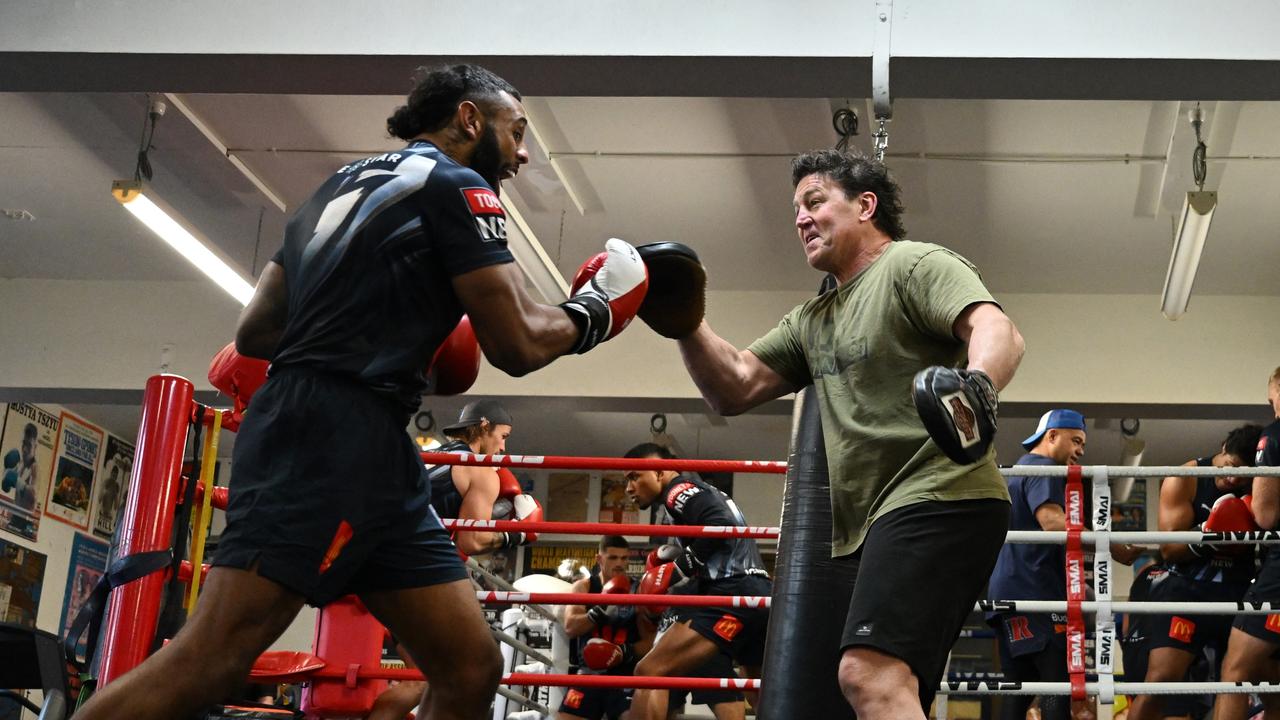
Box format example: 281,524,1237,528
98,374,193,686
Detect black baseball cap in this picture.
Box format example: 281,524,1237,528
442,399,513,434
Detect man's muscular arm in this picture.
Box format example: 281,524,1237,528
453,466,504,556
677,321,801,416
561,577,596,639
1158,465,1199,561
235,261,288,360
452,263,580,377
953,302,1024,391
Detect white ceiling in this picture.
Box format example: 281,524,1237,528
5,91,1280,467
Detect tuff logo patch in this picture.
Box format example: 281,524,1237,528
461,187,506,241
713,615,743,642
941,391,979,445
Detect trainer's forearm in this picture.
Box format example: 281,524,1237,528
678,322,752,415
966,315,1025,391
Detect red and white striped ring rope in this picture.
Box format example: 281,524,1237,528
285,665,1280,695
420,453,1280,478
473,591,1280,615
441,518,1280,546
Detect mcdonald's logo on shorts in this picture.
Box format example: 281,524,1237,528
564,689,584,709
1265,614,1280,634
713,614,743,642
1168,616,1196,644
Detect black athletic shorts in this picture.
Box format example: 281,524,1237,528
213,367,466,606
840,498,1010,711
1234,555,1280,646
669,651,745,709
557,685,631,720
1147,572,1248,657
672,574,771,668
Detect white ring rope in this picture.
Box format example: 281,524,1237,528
1001,465,1280,478
939,681,1280,696
1007,530,1280,544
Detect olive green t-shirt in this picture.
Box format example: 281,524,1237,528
748,240,1010,556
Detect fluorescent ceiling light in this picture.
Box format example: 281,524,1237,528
112,180,255,306
1160,190,1216,320
502,194,570,303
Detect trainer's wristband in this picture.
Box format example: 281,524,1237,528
560,294,609,354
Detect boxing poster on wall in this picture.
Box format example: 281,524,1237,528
59,533,110,658
598,472,640,524
45,412,105,531
0,536,47,627
0,402,59,541
546,472,589,522
91,435,135,540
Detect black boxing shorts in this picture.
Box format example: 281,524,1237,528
1233,552,1280,651
669,651,745,710
840,499,1010,712
214,367,466,606
672,574,771,668
557,685,631,720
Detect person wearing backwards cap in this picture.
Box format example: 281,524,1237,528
987,409,1139,720
370,399,544,720
427,399,543,557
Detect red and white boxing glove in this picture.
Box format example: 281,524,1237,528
428,316,481,396
208,342,269,430
1192,494,1260,557
638,562,679,619
492,468,524,518
581,638,628,671
500,494,544,548
561,239,648,354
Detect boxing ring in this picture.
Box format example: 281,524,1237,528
86,373,1280,720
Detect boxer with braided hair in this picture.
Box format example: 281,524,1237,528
77,63,645,720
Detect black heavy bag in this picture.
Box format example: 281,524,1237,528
756,386,857,720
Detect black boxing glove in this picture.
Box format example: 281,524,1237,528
912,366,998,465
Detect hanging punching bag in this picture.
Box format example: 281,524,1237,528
756,385,857,719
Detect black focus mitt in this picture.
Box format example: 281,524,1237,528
912,366,998,465
634,242,706,339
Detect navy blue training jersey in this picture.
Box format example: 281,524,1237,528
656,473,768,582
426,440,472,520
269,140,514,414
1259,420,1280,468
988,453,1064,610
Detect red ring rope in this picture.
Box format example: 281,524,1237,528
421,452,787,474
475,591,771,609
444,518,780,538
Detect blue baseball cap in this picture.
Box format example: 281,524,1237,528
1021,409,1086,449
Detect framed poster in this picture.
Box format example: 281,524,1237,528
0,403,59,541
92,435,135,540
598,472,640,524
59,533,110,658
45,412,105,531
0,536,47,627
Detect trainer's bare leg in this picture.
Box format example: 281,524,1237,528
1214,627,1280,720
74,567,305,720
360,578,501,720
1129,646,1195,720
629,621,726,720
838,647,926,720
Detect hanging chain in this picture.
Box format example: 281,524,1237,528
1190,104,1207,191
871,117,890,163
